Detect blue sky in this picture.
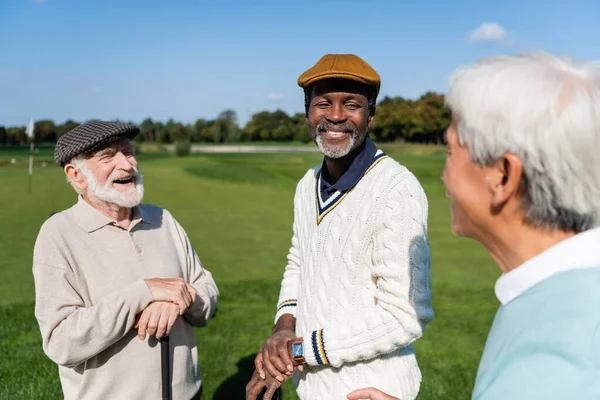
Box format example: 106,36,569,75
1,0,599,127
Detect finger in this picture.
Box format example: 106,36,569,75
245,377,264,400
134,312,142,328
146,308,159,336
165,306,179,337
137,309,151,340
347,387,393,400
271,348,290,376
269,340,291,376
254,353,265,380
177,297,186,315
182,282,193,306
277,338,294,374
262,349,284,382
176,291,188,314
155,307,169,339
263,383,279,400
297,364,304,373
187,284,197,303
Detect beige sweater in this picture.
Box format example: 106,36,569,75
33,196,219,400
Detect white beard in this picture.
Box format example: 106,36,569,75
80,164,145,208
315,132,356,159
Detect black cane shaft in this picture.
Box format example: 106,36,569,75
160,336,171,400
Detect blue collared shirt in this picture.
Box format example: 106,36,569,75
320,136,377,202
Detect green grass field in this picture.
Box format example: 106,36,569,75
0,145,500,399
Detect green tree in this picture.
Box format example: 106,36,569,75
57,120,80,140
6,127,26,144
242,110,290,141
0,126,7,146
211,110,239,143
34,120,58,142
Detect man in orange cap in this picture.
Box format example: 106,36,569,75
246,54,433,400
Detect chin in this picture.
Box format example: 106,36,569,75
449,214,469,238
317,142,353,159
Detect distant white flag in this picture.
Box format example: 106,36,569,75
26,119,35,139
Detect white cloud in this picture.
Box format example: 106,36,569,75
267,92,283,102
468,22,508,43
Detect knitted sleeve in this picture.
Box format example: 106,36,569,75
274,176,307,324
274,218,301,324
302,174,434,368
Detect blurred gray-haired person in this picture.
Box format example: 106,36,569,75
348,52,600,400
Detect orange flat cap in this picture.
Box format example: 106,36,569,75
297,54,381,95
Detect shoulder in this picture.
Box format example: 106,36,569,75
35,206,78,244
375,157,427,201
294,165,321,195
33,207,79,267
138,203,169,223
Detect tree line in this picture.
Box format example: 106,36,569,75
0,92,450,146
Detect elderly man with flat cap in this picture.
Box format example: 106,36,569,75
32,121,219,400
246,54,434,400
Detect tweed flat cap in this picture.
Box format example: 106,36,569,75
297,54,381,95
54,121,139,167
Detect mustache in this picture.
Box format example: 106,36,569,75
315,122,358,135
108,168,141,183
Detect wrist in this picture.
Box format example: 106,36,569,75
272,314,296,335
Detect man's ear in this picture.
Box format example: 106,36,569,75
65,164,87,192
367,113,375,128
487,153,524,212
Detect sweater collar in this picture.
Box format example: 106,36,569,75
71,195,150,233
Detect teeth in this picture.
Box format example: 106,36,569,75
326,131,345,136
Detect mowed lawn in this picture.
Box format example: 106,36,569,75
0,145,500,399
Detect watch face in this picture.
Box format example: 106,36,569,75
292,342,303,358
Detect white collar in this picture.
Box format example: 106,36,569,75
494,227,600,305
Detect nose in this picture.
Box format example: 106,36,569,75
326,102,347,124
114,151,134,171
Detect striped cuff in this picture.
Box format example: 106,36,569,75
303,329,330,366
274,299,297,324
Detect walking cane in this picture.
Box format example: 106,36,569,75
160,336,171,400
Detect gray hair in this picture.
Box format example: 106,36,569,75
446,52,600,232
65,155,88,194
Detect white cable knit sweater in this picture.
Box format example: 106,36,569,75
274,152,434,400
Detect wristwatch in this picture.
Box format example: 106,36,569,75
291,337,305,364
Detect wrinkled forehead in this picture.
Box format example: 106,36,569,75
310,78,374,99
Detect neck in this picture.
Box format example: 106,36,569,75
478,221,577,273
83,194,133,229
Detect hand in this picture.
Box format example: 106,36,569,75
135,301,180,340
246,369,282,400
347,387,400,400
255,330,296,382
144,278,195,315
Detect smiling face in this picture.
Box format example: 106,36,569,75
441,117,492,239
66,138,144,209
306,78,374,159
